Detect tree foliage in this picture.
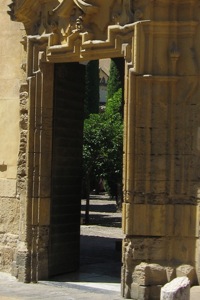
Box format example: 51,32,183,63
107,59,122,101
82,88,123,207
107,58,124,118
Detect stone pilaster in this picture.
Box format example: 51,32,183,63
122,1,200,298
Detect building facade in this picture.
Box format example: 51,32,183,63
1,0,200,299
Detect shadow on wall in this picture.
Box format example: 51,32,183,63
0,163,7,172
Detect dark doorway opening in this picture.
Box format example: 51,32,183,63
49,59,124,292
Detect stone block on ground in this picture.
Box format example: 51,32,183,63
160,276,190,300
130,283,162,300
176,264,197,285
132,262,168,286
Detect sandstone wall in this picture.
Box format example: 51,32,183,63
0,0,24,272
121,1,200,298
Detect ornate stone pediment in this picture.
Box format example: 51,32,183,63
8,0,198,45
8,0,134,40
8,0,199,67
8,0,136,64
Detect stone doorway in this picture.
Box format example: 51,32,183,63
50,59,124,279
9,1,137,282
7,2,200,298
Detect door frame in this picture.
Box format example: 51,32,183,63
16,21,145,283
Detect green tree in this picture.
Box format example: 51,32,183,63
107,58,124,117
107,58,124,95
84,60,99,118
104,88,123,207
82,113,107,223
82,88,123,214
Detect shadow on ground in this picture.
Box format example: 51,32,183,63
50,195,123,285
81,195,122,227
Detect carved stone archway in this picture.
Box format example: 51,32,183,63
9,1,200,299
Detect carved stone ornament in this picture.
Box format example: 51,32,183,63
7,0,137,63
8,0,134,37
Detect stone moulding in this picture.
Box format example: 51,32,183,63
47,23,137,63
22,20,147,74
7,0,137,66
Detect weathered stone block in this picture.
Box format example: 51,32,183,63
132,263,149,285
160,277,190,300
130,283,161,300
0,179,17,197
0,198,20,234
138,286,149,300
149,285,162,300
148,264,168,285
176,264,197,286
130,282,139,299
166,267,176,282
0,245,13,272
124,203,198,237
11,260,18,278
132,262,167,286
